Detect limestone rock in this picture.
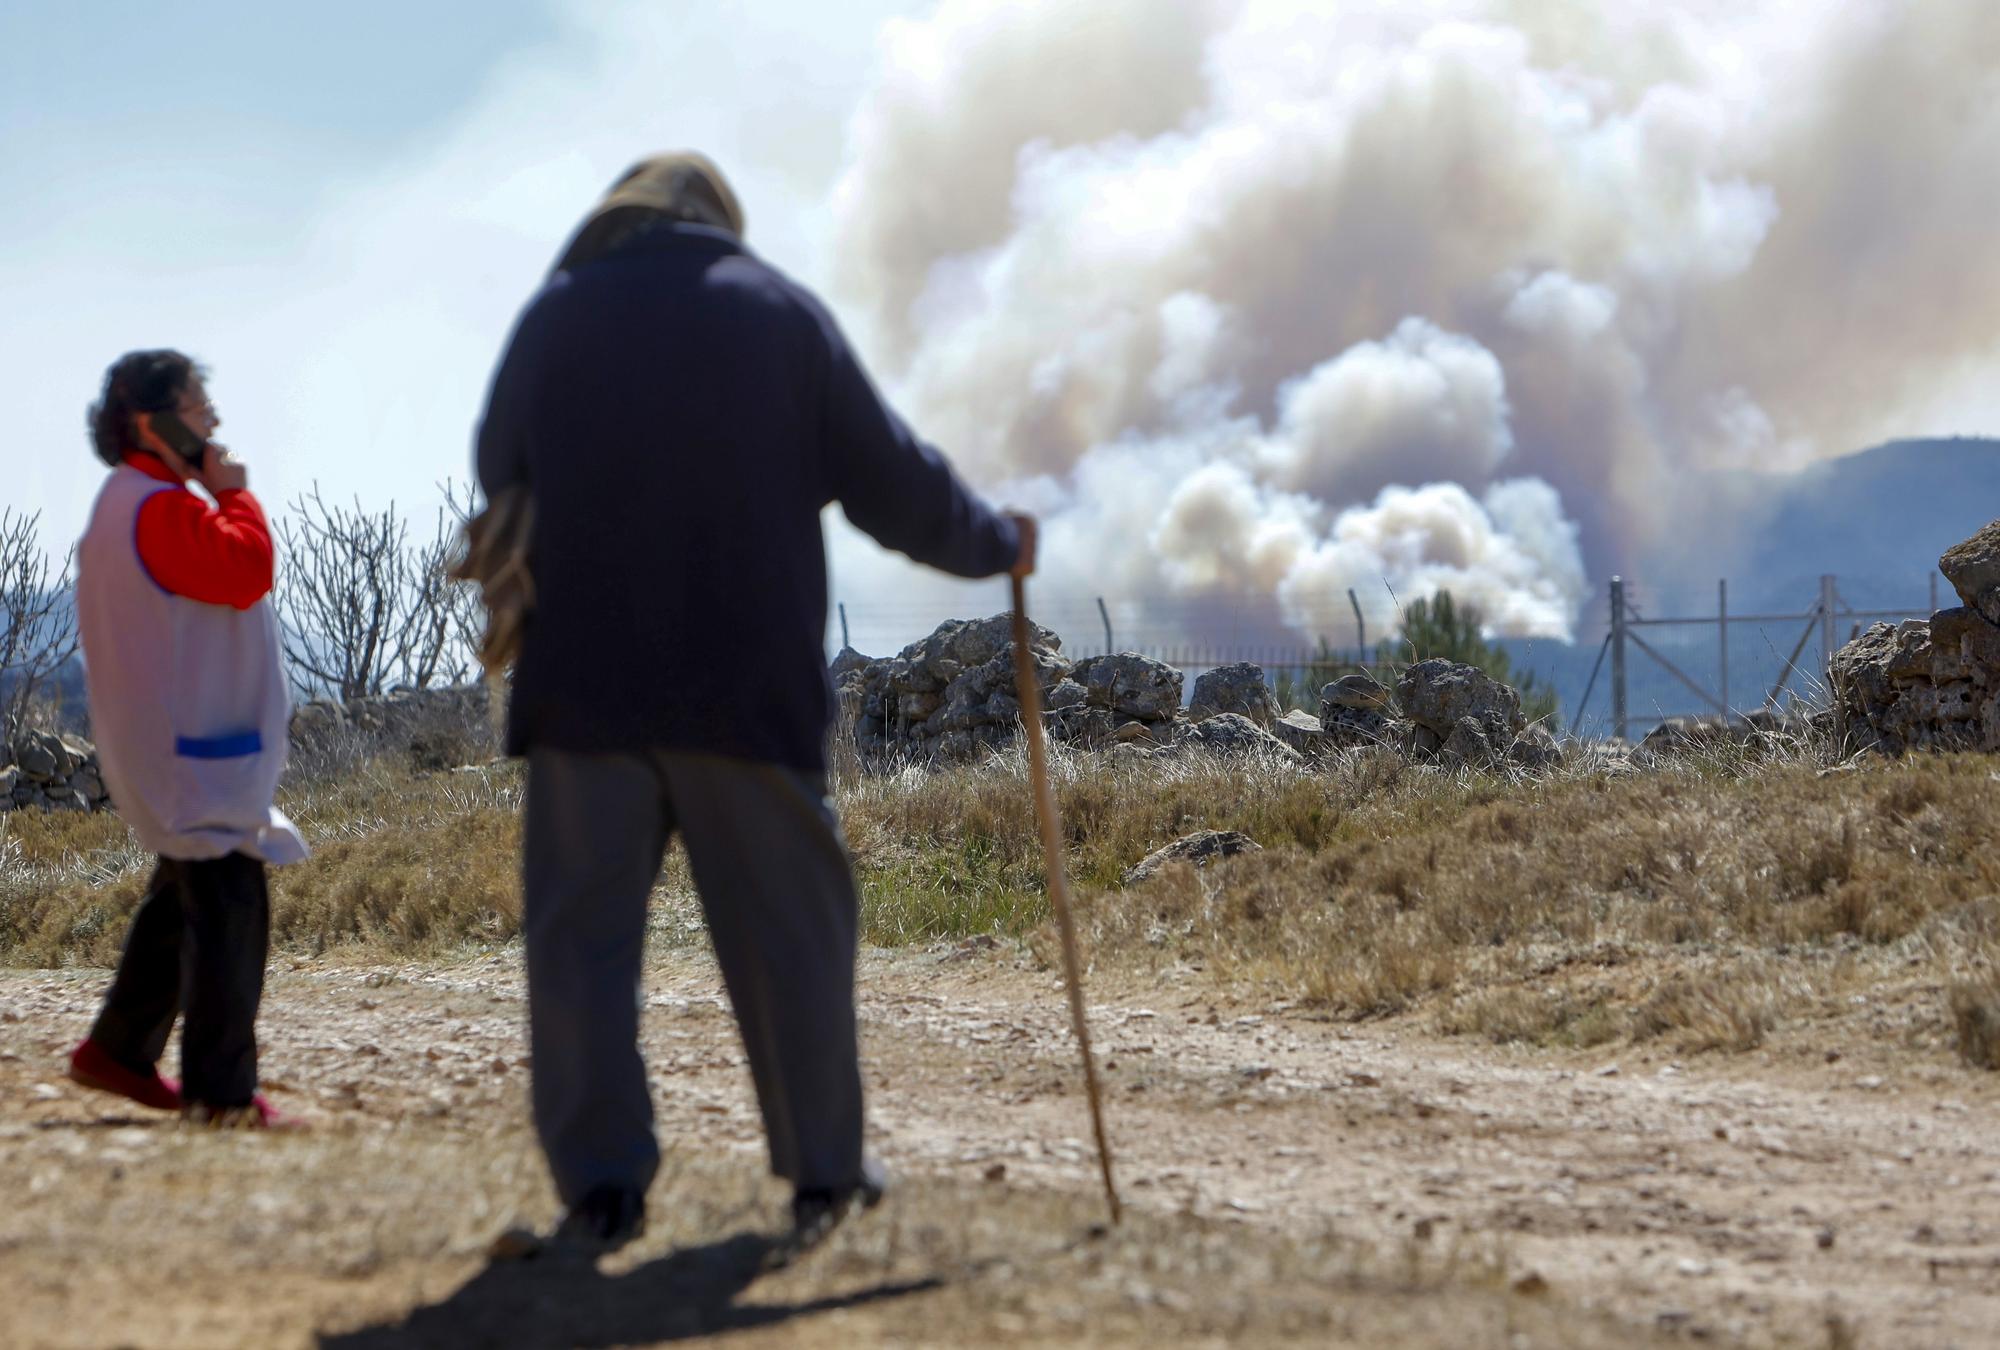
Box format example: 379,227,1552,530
1941,520,2000,629
1271,709,1324,757
1171,712,1302,762
1071,652,1184,722
1831,612,2000,755
1320,673,1395,715
829,646,873,684
1397,660,1524,745
1507,725,1563,771
11,733,58,780
1188,662,1276,728
1123,829,1263,886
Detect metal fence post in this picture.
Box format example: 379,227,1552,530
1610,576,1628,741
1820,574,1838,670
1095,597,1113,654
1718,578,1729,721
1931,573,1939,614
1347,587,1365,652
838,602,850,651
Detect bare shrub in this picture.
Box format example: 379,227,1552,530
0,508,79,737
274,485,480,701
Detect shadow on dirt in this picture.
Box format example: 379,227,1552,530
317,1229,941,1348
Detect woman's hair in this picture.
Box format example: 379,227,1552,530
88,349,203,466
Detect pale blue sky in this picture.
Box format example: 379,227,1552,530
3,0,925,561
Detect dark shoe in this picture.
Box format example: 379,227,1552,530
554,1185,647,1254
181,1094,305,1131
787,1157,888,1254
68,1039,180,1112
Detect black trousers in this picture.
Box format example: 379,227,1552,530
88,853,270,1108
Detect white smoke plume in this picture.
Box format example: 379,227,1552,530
827,0,2000,645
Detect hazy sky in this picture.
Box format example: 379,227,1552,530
7,1,1995,660
2,0,925,572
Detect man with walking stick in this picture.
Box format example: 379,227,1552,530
473,153,1035,1253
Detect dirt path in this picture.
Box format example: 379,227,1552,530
3,947,1997,1347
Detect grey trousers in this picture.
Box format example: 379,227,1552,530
522,746,866,1205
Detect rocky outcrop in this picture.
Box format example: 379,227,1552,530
1123,829,1262,886
847,615,1051,760
2,730,112,813
1188,662,1276,728
1831,522,2000,755
1941,521,2000,629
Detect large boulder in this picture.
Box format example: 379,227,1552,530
1396,659,1524,740
1188,662,1276,728
1071,652,1184,722
1396,660,1523,766
842,615,1073,762
1941,521,2000,629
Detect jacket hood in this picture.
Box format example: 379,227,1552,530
551,151,745,275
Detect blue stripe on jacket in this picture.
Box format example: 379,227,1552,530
174,731,263,759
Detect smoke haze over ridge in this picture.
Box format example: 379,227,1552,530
825,0,2000,646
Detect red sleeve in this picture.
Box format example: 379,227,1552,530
133,487,275,609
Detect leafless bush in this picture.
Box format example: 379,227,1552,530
0,508,80,738
274,484,482,701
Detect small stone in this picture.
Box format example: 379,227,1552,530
1123,829,1262,886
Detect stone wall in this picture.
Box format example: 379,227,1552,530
1,729,112,813
1831,520,2000,755
835,614,1556,772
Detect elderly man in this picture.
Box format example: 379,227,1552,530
476,153,1033,1251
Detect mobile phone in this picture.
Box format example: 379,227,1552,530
147,411,210,471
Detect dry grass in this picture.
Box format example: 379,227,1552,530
7,734,2000,1063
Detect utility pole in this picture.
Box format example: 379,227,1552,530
838,602,850,651
1347,587,1365,654
1610,576,1628,741
1718,579,1729,722
1820,574,1838,672
1095,596,1113,654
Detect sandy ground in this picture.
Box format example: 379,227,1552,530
2,945,1997,1348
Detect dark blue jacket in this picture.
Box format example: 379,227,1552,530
475,223,1019,770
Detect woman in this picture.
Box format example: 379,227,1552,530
66,349,305,1128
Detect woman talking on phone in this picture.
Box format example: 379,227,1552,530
66,348,305,1127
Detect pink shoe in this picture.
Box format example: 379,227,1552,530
67,1039,181,1112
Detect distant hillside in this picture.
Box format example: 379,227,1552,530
1501,437,2000,732
1686,437,2000,611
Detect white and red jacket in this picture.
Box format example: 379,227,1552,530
75,454,306,863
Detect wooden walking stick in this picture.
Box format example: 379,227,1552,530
1011,574,1122,1225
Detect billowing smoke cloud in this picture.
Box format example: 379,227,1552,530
827,0,2000,644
